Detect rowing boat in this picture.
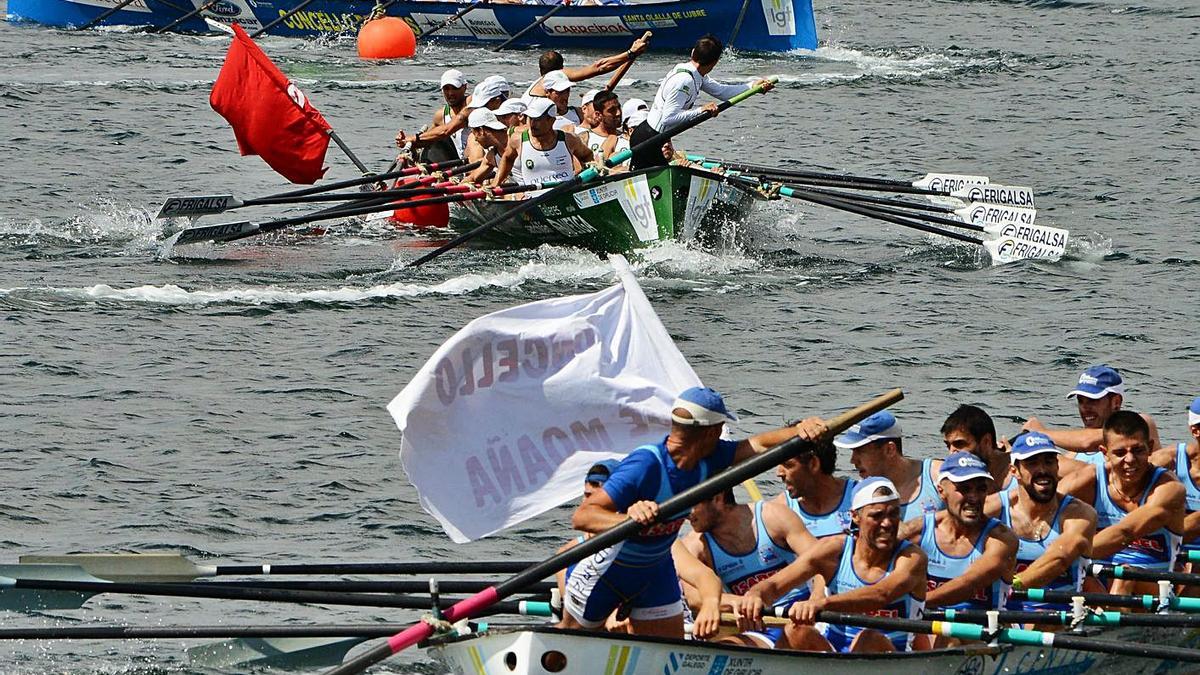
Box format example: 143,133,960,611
445,165,768,253
426,624,1200,675
4,0,818,52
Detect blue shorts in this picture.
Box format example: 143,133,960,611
743,627,785,648
563,543,682,627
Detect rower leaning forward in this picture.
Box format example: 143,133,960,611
562,386,827,638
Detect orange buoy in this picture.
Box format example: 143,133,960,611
357,17,416,59
391,198,450,229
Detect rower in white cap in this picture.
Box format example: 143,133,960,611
396,75,511,156
739,476,927,653
462,108,511,184
491,97,593,188
422,69,469,162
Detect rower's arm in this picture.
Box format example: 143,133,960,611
564,132,595,168
415,108,470,145
601,134,618,163
925,525,1017,608
490,134,521,188
764,499,817,554
745,534,840,607
1017,500,1096,589
562,34,650,82
732,417,828,464
1057,463,1097,503
672,538,723,639
821,545,928,611
1091,479,1185,560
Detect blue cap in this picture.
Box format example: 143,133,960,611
850,476,900,511
833,411,902,450
1066,365,1125,400
671,386,738,426
585,459,620,484
1189,397,1200,428
1010,432,1060,461
938,451,992,483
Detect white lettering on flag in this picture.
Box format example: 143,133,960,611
387,255,701,542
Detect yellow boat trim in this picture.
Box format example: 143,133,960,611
467,645,486,675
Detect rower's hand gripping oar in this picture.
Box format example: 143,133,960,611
405,76,778,268
321,386,904,675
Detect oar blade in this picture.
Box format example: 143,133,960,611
157,195,242,219
173,221,260,246
0,564,101,611
912,173,989,191
188,636,366,670
19,553,214,582
955,202,1037,227
951,183,1037,208
982,223,1069,265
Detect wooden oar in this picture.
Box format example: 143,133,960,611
1092,563,1200,587
407,76,777,268
928,608,1200,628
321,387,903,675
492,0,570,52
1012,589,1200,612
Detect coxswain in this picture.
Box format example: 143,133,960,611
396,76,509,152
836,410,944,521
491,97,593,189
985,432,1100,614
906,452,1016,638
462,109,512,184
1150,397,1200,570
1058,410,1184,595
679,487,817,649
561,387,828,638
417,69,470,163
1024,365,1162,462
740,477,927,653
630,35,774,170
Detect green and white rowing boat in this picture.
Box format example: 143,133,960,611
448,165,767,252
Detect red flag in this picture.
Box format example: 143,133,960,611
210,24,331,184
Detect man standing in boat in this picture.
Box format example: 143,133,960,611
490,97,593,188
1150,397,1200,573
561,386,827,638
629,35,774,170
838,411,944,521
984,432,1100,612
738,477,928,653
905,452,1017,641
1023,365,1162,460
1058,410,1184,595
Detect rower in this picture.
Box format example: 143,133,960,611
495,98,527,130
1150,397,1200,568
739,477,927,653
942,405,1011,492
555,460,620,602
906,452,1016,632
491,97,593,189
679,487,816,649
462,108,511,184
562,386,828,638
577,91,624,163
527,36,651,97
775,434,855,539
538,70,582,131
396,76,509,153
418,69,469,163
1058,410,1184,595
578,88,600,131
836,410,944,521
1024,364,1162,462
985,432,1099,613
630,35,774,171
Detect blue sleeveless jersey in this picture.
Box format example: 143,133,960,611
900,458,945,522
821,536,922,652
920,512,1008,610
785,478,856,539
1093,463,1181,570
705,500,806,604
997,490,1083,610
1175,443,1200,553
1077,451,1106,466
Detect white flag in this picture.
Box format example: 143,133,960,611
388,255,701,542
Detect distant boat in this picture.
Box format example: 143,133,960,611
4,0,817,52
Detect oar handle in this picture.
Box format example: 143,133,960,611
1094,563,1200,587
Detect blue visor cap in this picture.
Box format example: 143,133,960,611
938,451,992,483
1010,432,1060,461
1066,365,1124,400
833,410,901,450
671,386,738,426
585,459,620,485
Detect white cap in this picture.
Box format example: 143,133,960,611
496,98,527,116
851,477,900,511
581,88,600,106
439,69,467,89
468,108,507,130
467,78,506,108
625,110,647,129
481,74,510,94
621,98,648,122
541,69,572,92
525,96,557,119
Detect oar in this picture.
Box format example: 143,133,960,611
76,0,140,30
154,0,219,33
419,0,489,39
18,554,538,582
1092,563,1200,587
190,579,555,594
407,77,777,267
249,0,316,38
1011,589,1200,612
322,387,903,675
157,159,465,218
492,0,570,52
687,155,990,194
928,608,1200,628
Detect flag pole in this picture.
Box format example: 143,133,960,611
327,130,374,176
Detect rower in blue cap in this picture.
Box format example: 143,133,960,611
560,386,828,639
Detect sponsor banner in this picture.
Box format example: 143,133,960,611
157,195,237,219
461,10,509,39
952,183,1036,209
760,0,796,37
682,176,718,240
957,202,1036,227
407,12,474,38
67,0,152,12
202,0,263,30
912,173,988,192
615,176,658,242
983,222,1068,249
983,224,1068,264
541,16,632,37
573,181,622,209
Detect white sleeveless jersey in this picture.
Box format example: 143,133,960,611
442,104,469,158
553,107,582,131
519,130,574,184
579,129,609,156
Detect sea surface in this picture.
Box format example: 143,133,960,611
1,0,1198,671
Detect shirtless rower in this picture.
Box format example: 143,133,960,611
1150,397,1200,569
740,477,927,653
1024,365,1162,462
396,76,509,152
1059,410,1184,595
837,411,944,521
907,452,1017,642
985,432,1100,613
417,69,470,163
630,35,774,170
577,91,625,164
491,97,593,189
463,108,515,184
562,386,828,638
680,487,816,649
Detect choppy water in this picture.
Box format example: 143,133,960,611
1,0,1198,670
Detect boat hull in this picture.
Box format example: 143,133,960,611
4,0,817,52
445,165,764,253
